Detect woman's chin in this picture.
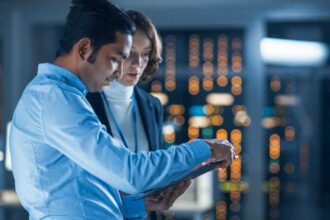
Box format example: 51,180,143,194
118,79,137,87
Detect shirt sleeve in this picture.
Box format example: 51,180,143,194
121,195,146,220
42,87,211,194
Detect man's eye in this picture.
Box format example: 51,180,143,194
111,58,119,64
129,51,137,56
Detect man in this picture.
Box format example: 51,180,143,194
9,0,235,219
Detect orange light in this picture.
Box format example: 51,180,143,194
231,105,244,114
231,76,242,86
151,81,162,93
230,158,241,182
269,162,280,174
217,75,228,87
188,126,199,139
210,115,224,126
269,177,280,189
216,201,227,220
218,35,228,47
230,129,242,144
232,38,242,50
168,105,185,115
271,77,281,92
269,134,280,143
203,38,214,61
174,115,185,126
216,129,227,139
164,132,175,143
231,86,242,96
203,104,215,115
230,192,241,202
285,126,295,141
232,56,242,63
233,144,241,155
218,168,227,182
189,76,200,95
269,134,280,159
202,61,214,75
165,79,176,91
189,35,200,68
203,76,214,91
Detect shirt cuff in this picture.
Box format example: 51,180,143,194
122,195,147,220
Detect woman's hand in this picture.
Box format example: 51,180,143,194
145,180,191,211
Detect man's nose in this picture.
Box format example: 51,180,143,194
114,62,124,79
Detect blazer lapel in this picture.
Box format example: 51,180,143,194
134,88,158,151
86,92,113,136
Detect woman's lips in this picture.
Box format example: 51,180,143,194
127,73,138,78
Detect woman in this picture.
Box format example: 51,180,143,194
87,10,190,219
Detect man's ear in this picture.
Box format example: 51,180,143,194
76,38,93,60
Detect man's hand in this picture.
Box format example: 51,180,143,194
145,180,191,211
205,139,235,168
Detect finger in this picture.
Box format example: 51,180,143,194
215,160,227,169
158,188,175,210
232,149,237,161
168,180,191,205
218,160,229,168
220,153,232,168
167,183,184,205
162,186,175,202
178,180,191,196
146,197,161,202
227,146,236,165
175,180,190,198
147,193,161,200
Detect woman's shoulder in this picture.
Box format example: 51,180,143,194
135,87,161,105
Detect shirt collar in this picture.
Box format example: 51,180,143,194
37,63,88,95
103,80,134,102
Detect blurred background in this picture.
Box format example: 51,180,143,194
0,0,330,219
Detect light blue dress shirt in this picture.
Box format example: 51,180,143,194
9,63,211,220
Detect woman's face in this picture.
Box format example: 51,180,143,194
118,30,152,86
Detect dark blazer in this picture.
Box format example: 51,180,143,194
86,86,163,152
87,87,163,219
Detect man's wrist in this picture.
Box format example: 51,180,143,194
205,140,216,159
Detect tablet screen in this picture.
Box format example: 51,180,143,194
133,158,226,200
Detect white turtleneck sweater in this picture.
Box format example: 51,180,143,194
102,80,149,152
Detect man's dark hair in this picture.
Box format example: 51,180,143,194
56,0,135,62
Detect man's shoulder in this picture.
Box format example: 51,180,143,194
31,74,82,96
22,75,83,111
23,76,56,100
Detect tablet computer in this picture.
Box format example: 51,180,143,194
133,159,226,200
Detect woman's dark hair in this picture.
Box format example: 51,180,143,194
126,10,162,82
56,0,135,63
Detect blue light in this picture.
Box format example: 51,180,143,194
189,105,206,116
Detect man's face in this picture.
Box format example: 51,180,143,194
81,32,132,92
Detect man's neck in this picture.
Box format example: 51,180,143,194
53,56,78,76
